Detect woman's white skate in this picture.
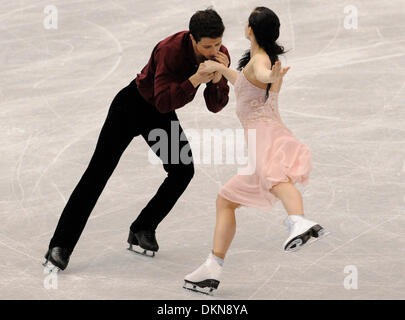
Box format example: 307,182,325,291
183,253,222,296
283,215,328,252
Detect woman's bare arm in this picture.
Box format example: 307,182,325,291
252,55,290,84
216,64,240,85
202,60,239,85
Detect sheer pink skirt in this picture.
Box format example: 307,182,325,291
219,120,312,212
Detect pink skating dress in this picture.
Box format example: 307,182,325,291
218,71,312,212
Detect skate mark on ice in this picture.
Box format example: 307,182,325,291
301,214,402,273
248,264,281,300
0,232,42,262
31,128,96,195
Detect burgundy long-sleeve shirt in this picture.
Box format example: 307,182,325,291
133,31,230,114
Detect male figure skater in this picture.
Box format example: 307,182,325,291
43,8,231,271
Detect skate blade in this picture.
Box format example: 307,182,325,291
127,245,155,258
183,281,216,296
305,229,330,248
285,225,330,252
285,238,303,252
43,261,60,274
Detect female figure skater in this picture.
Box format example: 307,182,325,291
183,7,327,295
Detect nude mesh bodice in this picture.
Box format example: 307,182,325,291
235,71,285,128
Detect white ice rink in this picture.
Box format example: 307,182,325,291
1,0,405,300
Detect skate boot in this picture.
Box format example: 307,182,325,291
283,215,328,252
43,247,71,273
183,253,222,296
127,229,159,257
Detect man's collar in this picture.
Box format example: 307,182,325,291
186,31,198,65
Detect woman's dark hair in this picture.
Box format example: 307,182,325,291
237,7,287,100
189,8,225,42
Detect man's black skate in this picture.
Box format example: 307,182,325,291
127,229,159,257
43,247,71,272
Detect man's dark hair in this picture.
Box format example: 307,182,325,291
189,8,225,43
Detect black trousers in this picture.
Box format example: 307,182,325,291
49,82,195,253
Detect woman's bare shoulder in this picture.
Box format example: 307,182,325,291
253,52,272,68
